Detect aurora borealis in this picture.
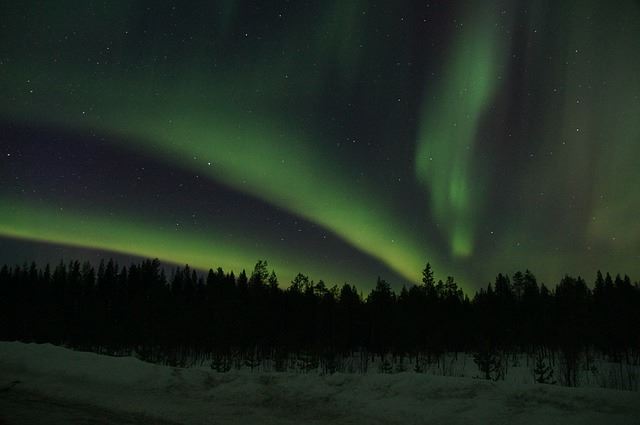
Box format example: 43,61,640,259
1,0,639,291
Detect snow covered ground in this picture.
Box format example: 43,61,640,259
1,342,639,425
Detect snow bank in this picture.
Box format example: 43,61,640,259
1,342,639,424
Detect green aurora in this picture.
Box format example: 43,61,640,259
1,0,639,290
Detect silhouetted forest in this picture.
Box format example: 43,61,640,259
1,259,639,386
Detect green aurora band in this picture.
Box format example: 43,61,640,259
0,77,435,283
416,2,507,259
0,0,446,285
0,198,326,284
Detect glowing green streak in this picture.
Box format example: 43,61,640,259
415,5,505,258
0,63,436,285
0,199,330,283
20,98,427,282
0,1,474,286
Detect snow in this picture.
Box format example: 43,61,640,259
1,342,639,424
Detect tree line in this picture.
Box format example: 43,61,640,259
1,259,639,383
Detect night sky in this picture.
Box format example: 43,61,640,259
1,0,639,291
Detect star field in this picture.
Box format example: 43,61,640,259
1,0,639,291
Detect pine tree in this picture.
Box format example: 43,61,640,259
422,262,435,296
